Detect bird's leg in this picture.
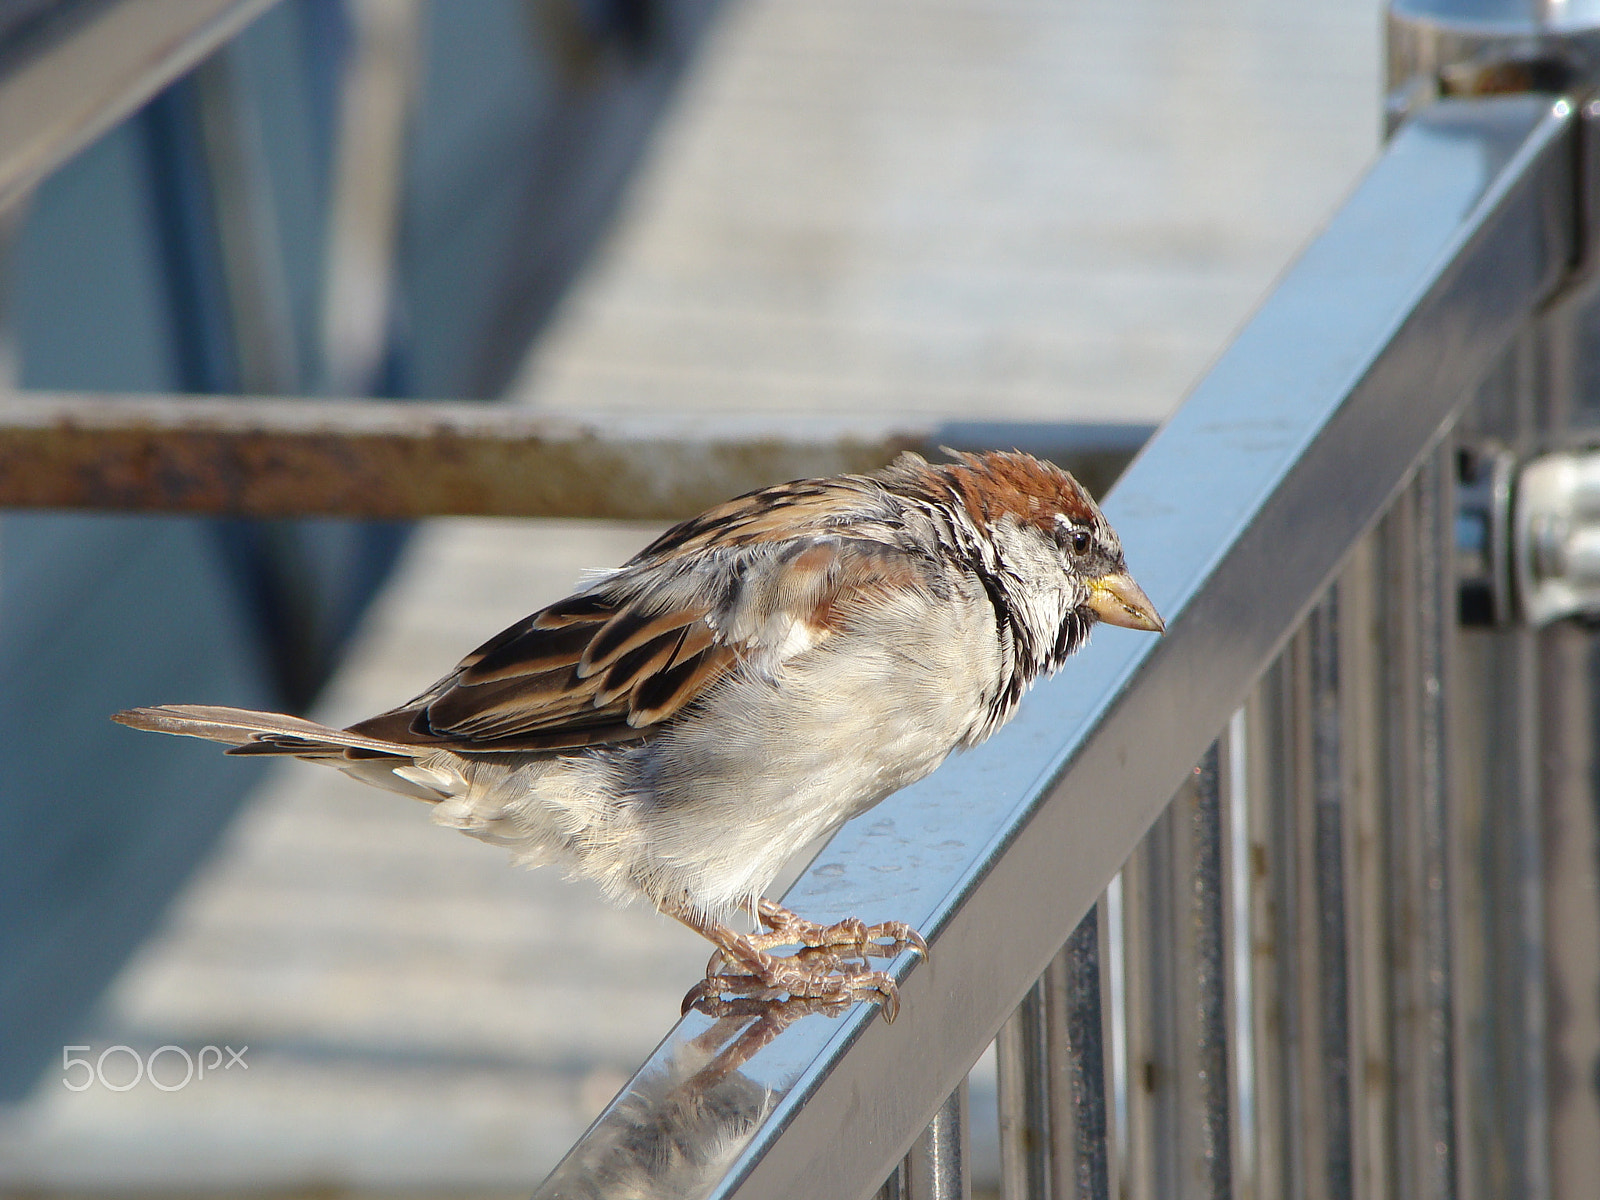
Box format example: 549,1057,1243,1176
658,894,908,1022
748,897,929,959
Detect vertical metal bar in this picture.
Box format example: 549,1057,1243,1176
1380,449,1459,1200
1452,600,1547,1200
1281,600,1354,1200
998,975,1051,1199
1224,708,1258,1200
1120,800,1177,1200
1243,585,1366,1200
904,1080,970,1200
1450,333,1550,1200
1180,744,1233,1199
1061,907,1113,1200
1381,481,1429,1200
1537,622,1600,1198
1417,446,1459,1200
1303,593,1355,1200
1340,535,1397,1200
1120,743,1232,1199
1487,603,1551,1197
996,905,1114,1200
1242,665,1291,1200
876,1159,907,1200
1105,872,1130,1197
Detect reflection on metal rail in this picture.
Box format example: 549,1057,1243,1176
525,91,1598,1200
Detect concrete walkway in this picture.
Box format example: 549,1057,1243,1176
0,0,1378,1192
513,0,1380,426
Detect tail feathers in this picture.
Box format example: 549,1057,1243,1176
113,704,466,801
113,704,414,759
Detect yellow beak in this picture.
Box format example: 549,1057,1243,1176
1087,571,1165,633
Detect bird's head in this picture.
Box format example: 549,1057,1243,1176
902,450,1163,675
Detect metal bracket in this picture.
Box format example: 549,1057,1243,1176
1461,444,1600,627
1513,449,1600,626
1384,3,1600,133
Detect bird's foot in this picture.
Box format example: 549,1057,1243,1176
659,894,925,1023
744,897,928,960
682,945,906,1022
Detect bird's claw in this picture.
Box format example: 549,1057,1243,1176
689,926,916,1023
748,900,929,960
875,921,929,959
677,900,924,1025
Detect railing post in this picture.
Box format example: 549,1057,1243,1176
1059,909,1115,1200
996,904,1114,1200
1379,449,1462,1200
1239,596,1360,1200
1119,743,1232,1199
997,974,1053,1199
1534,624,1600,1197
1339,537,1396,1200
903,1082,970,1200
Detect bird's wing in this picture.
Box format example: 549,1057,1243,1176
349,478,933,753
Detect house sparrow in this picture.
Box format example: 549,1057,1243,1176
115,450,1162,1019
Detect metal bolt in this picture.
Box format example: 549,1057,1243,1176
1513,451,1600,625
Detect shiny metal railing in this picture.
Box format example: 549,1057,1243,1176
527,85,1600,1200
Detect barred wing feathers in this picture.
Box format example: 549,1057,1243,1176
349,481,934,755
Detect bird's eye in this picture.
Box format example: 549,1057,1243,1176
1069,529,1092,555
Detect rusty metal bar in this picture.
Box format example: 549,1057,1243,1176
0,392,1150,519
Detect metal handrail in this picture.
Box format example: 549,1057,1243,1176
528,94,1581,1200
